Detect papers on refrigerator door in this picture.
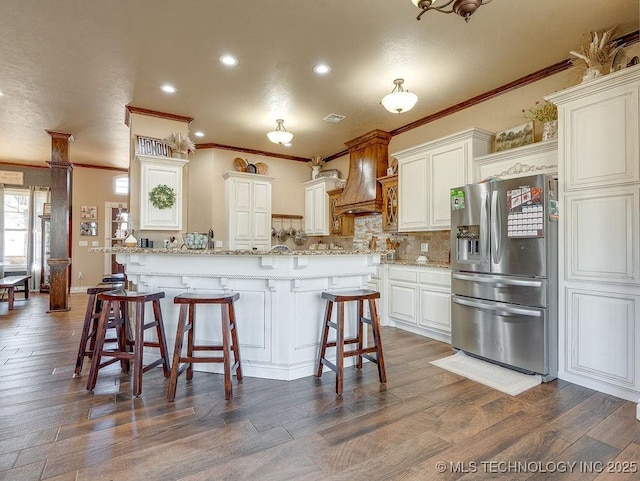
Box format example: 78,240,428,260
506,186,544,238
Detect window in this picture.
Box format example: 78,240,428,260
3,188,29,269
115,175,129,195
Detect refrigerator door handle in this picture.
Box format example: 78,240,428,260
452,273,543,288
452,296,541,317
480,191,490,263
491,189,501,262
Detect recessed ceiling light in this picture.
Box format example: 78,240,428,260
161,84,177,94
313,64,331,75
219,55,238,66
193,131,205,137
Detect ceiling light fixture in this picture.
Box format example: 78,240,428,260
267,119,294,145
381,79,418,114
161,84,177,94
193,131,205,137
313,64,331,75
410,0,492,22
219,55,238,66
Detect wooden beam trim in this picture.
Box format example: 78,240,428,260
125,105,194,126
72,162,128,172
195,142,309,163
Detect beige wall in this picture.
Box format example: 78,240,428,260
70,166,128,288
187,149,310,246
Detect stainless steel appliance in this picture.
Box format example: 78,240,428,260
449,174,558,381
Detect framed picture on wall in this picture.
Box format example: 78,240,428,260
495,122,534,152
81,205,98,219
80,222,98,236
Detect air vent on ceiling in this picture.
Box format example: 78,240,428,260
322,113,346,123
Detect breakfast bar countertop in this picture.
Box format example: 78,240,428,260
90,246,386,256
90,247,450,268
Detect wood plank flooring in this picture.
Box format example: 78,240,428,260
0,293,638,480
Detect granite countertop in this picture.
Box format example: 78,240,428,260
383,259,450,269
89,246,386,256
90,247,451,268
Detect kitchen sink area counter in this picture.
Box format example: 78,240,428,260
90,248,382,381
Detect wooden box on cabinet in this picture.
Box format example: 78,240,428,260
327,188,354,236
378,174,398,231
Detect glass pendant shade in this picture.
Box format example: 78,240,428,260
381,79,418,114
267,119,294,144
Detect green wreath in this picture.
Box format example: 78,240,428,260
149,184,176,210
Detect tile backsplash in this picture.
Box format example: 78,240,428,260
304,213,451,263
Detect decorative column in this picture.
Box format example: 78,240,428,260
46,130,74,312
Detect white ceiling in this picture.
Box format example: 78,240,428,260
0,0,637,170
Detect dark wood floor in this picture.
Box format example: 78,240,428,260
0,293,639,481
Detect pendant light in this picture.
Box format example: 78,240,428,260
410,0,493,22
267,119,294,145
381,79,418,114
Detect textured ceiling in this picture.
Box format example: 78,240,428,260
0,0,637,169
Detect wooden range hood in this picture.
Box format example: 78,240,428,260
334,129,391,215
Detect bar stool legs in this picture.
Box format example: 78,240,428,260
167,292,242,402
86,289,170,397
74,282,125,377
316,289,387,395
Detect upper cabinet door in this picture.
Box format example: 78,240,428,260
137,155,188,231
547,68,640,191
398,154,428,232
428,142,468,229
303,178,340,235
223,171,274,249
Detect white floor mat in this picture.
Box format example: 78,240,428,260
430,351,542,396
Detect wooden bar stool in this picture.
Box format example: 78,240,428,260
73,281,125,377
316,289,387,395
86,289,171,397
167,292,243,401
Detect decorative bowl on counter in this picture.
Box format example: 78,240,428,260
182,232,208,249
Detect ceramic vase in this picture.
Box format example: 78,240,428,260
312,165,321,179
542,120,558,141
124,230,137,248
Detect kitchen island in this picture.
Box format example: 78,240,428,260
90,247,382,380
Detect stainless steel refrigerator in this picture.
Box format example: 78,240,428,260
449,173,558,381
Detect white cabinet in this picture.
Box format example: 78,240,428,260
303,178,341,235
418,269,451,335
547,66,640,403
474,139,558,181
136,154,188,231
397,154,428,231
395,128,493,231
386,264,451,342
223,171,274,250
